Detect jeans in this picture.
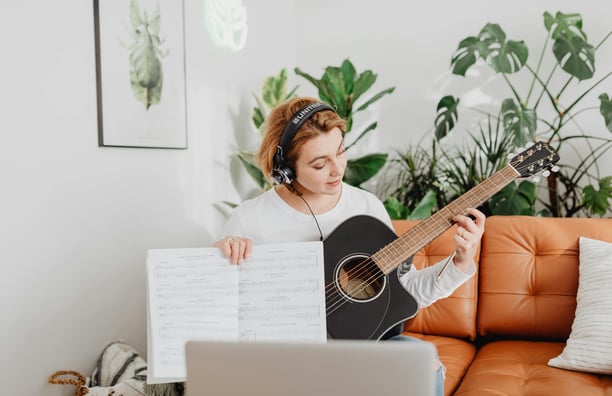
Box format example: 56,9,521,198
387,334,445,396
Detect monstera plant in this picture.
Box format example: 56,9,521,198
430,11,612,217
237,60,395,194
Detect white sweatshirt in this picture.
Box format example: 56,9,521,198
219,183,475,308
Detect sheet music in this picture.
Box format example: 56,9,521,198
146,241,326,384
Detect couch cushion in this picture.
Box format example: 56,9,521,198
403,332,477,396
477,216,612,339
454,340,612,395
548,237,612,374
393,220,479,340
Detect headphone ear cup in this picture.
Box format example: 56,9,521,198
283,167,296,184
272,166,295,185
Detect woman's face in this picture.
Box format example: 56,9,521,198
293,127,346,196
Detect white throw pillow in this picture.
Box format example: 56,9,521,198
548,237,612,374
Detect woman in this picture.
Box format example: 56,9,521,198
214,96,485,396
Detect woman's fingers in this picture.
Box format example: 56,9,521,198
454,208,486,241
214,237,252,265
452,208,486,268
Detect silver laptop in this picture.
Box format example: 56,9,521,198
185,339,436,396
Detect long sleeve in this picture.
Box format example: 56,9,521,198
399,256,476,309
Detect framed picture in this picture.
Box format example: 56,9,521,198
93,0,187,149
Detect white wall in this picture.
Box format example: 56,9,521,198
0,1,296,395
0,1,609,395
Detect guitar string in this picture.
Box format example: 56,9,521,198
324,214,448,316
325,166,517,313
323,165,523,316
325,150,553,315
326,213,450,315
324,213,455,316
325,211,459,313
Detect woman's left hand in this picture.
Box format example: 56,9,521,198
452,208,486,272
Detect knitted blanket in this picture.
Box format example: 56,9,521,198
49,341,184,396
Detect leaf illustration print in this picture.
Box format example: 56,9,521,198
126,0,168,110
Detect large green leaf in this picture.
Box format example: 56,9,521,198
237,151,269,190
599,93,612,133
501,98,537,146
434,96,460,140
354,87,396,112
451,36,482,76
251,105,265,130
543,11,586,41
479,23,528,74
252,69,298,130
553,34,595,80
582,176,612,216
296,60,395,134
294,67,331,104
384,196,409,220
546,13,595,79
489,180,537,215
318,75,342,112
343,153,388,186
323,67,348,115
340,59,356,97
261,69,288,108
408,190,437,220
352,70,377,104
293,67,319,90
345,121,377,151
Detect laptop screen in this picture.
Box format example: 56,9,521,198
185,339,436,396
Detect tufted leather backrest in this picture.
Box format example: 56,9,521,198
393,220,480,340
477,216,612,340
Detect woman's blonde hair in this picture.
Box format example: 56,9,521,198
257,97,347,180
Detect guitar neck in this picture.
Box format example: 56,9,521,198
373,164,520,274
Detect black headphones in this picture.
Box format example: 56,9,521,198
271,102,336,185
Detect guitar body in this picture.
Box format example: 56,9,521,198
324,215,418,340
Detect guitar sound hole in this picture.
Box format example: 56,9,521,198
336,254,385,302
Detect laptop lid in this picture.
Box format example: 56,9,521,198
185,339,436,396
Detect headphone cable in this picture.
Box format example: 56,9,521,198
296,194,324,242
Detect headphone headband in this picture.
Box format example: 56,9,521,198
273,102,336,169
270,102,336,185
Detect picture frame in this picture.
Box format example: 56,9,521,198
93,0,187,149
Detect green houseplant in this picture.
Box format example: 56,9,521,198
238,59,395,193
236,68,298,193
294,59,395,187
386,11,611,219
381,115,528,219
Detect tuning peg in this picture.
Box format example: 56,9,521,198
541,170,550,177
551,165,559,173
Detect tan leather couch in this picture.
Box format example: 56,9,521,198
392,216,612,396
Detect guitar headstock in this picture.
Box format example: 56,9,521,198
509,142,560,178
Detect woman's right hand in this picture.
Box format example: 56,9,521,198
213,236,253,265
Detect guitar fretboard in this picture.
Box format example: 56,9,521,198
373,165,520,274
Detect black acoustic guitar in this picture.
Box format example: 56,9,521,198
324,142,560,340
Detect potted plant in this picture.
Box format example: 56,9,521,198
385,10,611,218
236,68,299,193
237,59,395,194
294,59,395,187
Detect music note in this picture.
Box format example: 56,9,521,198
146,241,326,384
